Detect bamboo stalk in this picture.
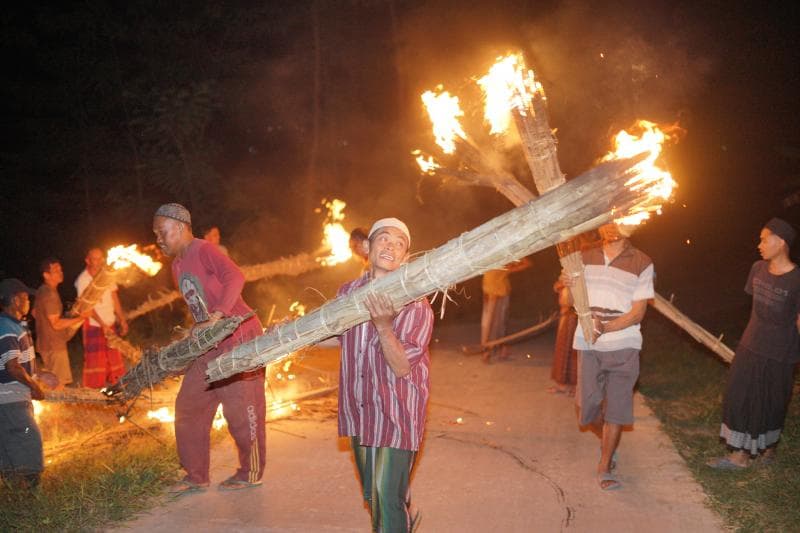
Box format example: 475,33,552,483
650,293,735,363
106,312,254,401
207,153,650,382
71,267,120,316
104,331,143,364
461,311,558,354
126,253,322,322
510,90,594,342
42,388,112,405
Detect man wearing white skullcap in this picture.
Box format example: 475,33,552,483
337,217,432,532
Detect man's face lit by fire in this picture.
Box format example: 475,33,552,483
367,227,409,278
153,216,186,257
85,248,105,275
598,223,624,244
43,262,64,286
758,228,786,261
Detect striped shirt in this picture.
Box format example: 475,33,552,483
337,273,434,451
0,313,36,404
573,241,654,352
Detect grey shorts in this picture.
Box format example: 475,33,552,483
577,348,640,426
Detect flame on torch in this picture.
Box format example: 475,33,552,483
421,87,468,154
602,120,679,225
477,53,544,135
317,199,352,266
107,244,162,275
411,149,440,175
289,301,306,317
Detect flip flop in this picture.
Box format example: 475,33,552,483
598,472,622,491
218,476,263,491
705,457,748,470
168,478,209,495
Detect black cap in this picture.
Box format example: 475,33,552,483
0,278,35,306
765,218,797,247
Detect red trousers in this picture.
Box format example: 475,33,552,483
175,350,266,485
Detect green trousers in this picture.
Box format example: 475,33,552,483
351,437,417,533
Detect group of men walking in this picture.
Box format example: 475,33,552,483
1,203,798,531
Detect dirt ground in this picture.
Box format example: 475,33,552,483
114,322,725,532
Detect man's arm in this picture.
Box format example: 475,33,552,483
364,293,412,378
593,299,648,337
5,358,44,400
47,312,87,331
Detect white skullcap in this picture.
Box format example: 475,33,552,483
368,218,410,246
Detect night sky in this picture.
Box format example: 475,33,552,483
2,0,799,330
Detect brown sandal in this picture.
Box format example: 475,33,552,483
218,476,263,491
168,478,209,495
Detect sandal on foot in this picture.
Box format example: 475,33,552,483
218,476,263,491
705,456,748,470
168,478,208,495
598,472,622,491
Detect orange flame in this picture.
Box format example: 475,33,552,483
477,53,544,135
421,87,467,154
289,301,306,317
107,244,162,275
411,149,440,175
146,406,175,423
602,120,679,225
318,199,352,266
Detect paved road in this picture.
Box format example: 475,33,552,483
115,323,724,532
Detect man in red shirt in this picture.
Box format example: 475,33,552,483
337,218,434,532
152,203,265,494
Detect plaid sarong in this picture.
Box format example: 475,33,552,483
81,321,125,388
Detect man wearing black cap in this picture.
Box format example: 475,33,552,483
0,279,47,488
708,217,800,469
152,203,266,494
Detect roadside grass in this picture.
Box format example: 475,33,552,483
640,314,800,532
0,431,179,532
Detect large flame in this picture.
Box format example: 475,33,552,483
477,53,543,135
107,244,162,275
411,149,440,175
602,120,678,225
421,87,467,154
318,199,352,266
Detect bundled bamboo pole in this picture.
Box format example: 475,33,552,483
650,293,735,363
207,154,650,382
104,331,143,364
509,87,594,342
106,313,253,401
126,253,322,322
71,267,120,316
42,388,112,405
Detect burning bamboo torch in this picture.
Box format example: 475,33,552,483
207,150,669,382
476,53,595,341
71,244,162,317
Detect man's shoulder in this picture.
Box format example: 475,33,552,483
35,284,56,303
338,273,370,295
0,315,18,336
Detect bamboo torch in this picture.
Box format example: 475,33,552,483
477,53,595,341
207,152,660,382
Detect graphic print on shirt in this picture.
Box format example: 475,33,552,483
179,273,210,322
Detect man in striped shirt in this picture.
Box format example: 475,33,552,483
337,218,434,532
561,223,654,491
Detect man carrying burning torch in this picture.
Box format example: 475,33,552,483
337,218,433,532
560,223,654,491
152,203,266,494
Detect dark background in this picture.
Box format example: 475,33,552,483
2,0,799,336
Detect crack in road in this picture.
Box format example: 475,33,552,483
434,432,576,530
